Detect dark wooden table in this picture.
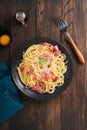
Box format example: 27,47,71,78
0,0,87,130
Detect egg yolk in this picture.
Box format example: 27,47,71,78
0,34,11,46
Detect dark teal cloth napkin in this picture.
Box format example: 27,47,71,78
0,62,24,124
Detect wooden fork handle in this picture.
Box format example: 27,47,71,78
64,32,85,64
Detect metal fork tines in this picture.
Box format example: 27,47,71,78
57,17,68,32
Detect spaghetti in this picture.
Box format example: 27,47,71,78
17,42,67,94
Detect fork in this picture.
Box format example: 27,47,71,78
56,16,85,64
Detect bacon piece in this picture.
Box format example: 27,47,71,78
20,66,24,72
42,71,49,81
54,50,61,56
33,75,40,81
53,45,61,56
27,66,34,75
42,42,52,47
32,86,43,94
53,76,59,82
49,72,58,82
39,82,46,89
42,42,54,52
53,45,59,51
42,42,61,56
32,82,46,94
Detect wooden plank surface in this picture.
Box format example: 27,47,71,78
0,0,87,130
0,0,11,62
61,0,87,130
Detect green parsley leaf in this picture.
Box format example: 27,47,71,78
40,58,47,64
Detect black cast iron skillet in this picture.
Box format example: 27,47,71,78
11,37,73,100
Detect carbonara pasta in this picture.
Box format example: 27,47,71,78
17,42,67,94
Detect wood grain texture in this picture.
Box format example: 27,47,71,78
0,0,11,62
10,0,37,60
61,0,87,130
0,0,87,130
